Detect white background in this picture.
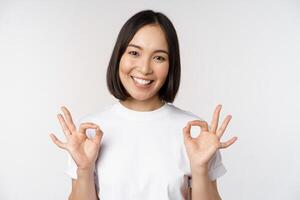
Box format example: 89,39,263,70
0,0,299,199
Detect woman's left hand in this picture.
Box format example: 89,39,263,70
183,104,238,171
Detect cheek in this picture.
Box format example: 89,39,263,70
156,63,169,80
119,56,134,75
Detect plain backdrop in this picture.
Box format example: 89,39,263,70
0,0,299,199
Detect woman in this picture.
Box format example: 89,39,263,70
50,10,237,200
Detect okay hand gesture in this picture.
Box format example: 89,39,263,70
183,105,237,170
50,106,103,171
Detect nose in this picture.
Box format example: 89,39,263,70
136,57,153,75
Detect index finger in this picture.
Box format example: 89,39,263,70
187,120,209,132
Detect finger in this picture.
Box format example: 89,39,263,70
183,123,193,143
57,114,71,138
219,137,238,149
188,120,209,132
61,106,77,132
216,115,232,139
79,122,99,134
50,133,67,149
210,104,222,133
93,127,103,144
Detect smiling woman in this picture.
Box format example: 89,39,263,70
50,9,237,200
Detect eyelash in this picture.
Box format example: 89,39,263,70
128,51,138,56
128,51,166,62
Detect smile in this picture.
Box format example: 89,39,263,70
131,76,154,86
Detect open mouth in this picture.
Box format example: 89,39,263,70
131,76,154,86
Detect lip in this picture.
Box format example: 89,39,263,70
131,76,154,88
130,76,154,81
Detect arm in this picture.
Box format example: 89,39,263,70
183,105,237,200
190,167,221,200
68,168,99,200
49,106,103,200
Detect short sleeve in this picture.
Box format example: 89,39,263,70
207,150,227,181
188,150,227,187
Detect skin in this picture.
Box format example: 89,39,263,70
183,105,238,200
50,24,238,200
50,107,101,200
118,24,169,111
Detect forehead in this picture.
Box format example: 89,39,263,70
128,24,168,51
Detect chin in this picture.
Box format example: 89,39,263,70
126,90,158,101
129,94,154,102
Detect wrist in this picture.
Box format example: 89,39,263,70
191,163,209,176
77,166,95,178
77,162,96,171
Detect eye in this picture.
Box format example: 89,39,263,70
154,56,166,62
128,51,139,56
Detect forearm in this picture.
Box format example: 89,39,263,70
191,167,219,200
69,168,99,200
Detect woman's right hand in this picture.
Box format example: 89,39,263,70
50,106,103,171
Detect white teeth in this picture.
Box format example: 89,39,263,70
132,77,152,85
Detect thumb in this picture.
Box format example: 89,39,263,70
183,123,192,143
93,127,103,144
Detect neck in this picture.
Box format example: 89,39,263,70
120,96,165,112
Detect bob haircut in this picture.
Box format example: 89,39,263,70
106,10,181,103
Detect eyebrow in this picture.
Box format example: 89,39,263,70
127,43,169,55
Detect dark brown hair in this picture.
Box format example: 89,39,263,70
106,10,181,103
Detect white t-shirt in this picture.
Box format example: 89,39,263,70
66,101,227,200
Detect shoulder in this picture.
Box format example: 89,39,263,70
76,103,116,125
74,104,116,139
167,103,204,122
